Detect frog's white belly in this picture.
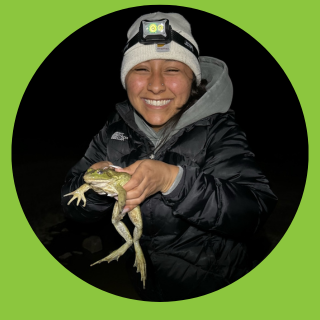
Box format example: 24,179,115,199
90,182,118,195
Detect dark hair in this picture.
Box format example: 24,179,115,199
152,76,208,154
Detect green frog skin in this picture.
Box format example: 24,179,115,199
64,167,146,288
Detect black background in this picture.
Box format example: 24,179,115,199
11,5,308,299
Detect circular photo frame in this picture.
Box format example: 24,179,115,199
6,1,315,316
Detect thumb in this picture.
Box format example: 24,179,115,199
115,160,144,175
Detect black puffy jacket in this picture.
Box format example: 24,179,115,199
61,100,277,301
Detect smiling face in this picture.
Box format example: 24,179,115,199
125,59,194,131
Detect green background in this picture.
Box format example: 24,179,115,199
2,0,318,318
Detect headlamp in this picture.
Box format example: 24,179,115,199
139,19,171,43
123,19,199,59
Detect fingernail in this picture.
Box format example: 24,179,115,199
109,165,122,169
122,208,130,214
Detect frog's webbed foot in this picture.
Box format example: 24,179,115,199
129,207,146,289
133,241,146,289
64,184,91,207
90,241,133,266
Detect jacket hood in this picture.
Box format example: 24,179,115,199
173,56,233,132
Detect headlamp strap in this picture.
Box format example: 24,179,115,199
171,30,199,58
123,29,199,59
123,33,140,54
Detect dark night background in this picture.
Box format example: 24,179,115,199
12,6,308,299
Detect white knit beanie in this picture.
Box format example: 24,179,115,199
121,12,201,89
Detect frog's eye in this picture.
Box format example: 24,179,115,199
97,170,103,175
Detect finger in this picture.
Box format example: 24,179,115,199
90,161,113,170
126,175,155,200
125,187,143,200
121,174,144,192
122,205,136,212
124,164,150,189
115,160,144,175
125,180,151,200
125,190,147,207
90,164,100,170
125,198,144,207
121,207,130,215
115,167,134,174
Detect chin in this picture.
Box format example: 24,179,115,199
145,118,168,130
144,116,165,125
149,119,167,125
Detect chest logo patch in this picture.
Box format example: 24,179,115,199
111,132,128,141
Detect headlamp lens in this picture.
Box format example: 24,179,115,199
149,23,157,33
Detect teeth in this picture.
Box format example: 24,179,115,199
144,99,171,106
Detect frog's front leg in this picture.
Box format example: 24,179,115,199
90,200,133,266
64,183,92,206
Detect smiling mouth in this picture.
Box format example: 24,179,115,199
143,99,171,107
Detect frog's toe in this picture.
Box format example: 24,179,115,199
66,194,77,205
80,193,87,207
134,253,147,289
64,192,73,197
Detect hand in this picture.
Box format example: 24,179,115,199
90,161,113,170
115,160,179,212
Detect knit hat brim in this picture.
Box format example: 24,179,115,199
121,41,201,88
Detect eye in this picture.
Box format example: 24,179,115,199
165,68,180,74
134,68,148,72
97,170,102,175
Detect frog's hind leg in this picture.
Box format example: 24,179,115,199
90,202,133,266
128,206,146,289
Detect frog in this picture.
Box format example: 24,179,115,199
63,166,146,288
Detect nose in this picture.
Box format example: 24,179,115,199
147,71,165,94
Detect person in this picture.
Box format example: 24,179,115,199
61,12,277,301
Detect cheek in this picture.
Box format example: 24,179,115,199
169,79,192,101
126,77,145,97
